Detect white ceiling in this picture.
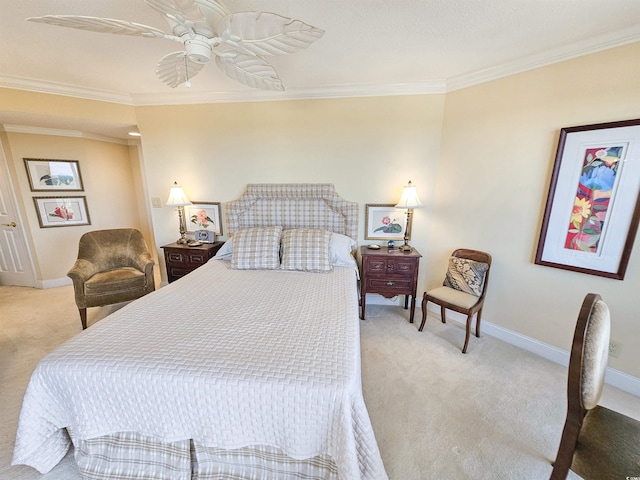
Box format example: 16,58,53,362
1,1,640,137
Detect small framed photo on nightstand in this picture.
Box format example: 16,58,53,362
365,204,407,240
185,202,222,236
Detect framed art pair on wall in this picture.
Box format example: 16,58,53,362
24,158,91,228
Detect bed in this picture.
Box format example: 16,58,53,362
13,184,387,480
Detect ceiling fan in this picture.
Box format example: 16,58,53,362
27,0,324,91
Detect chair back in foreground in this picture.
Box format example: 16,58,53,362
67,228,155,329
419,248,491,353
550,293,640,480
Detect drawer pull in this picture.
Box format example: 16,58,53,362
386,281,394,286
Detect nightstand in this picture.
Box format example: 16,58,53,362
359,246,422,322
162,241,224,283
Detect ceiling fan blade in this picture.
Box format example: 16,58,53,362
218,12,324,56
195,0,230,32
156,51,204,88
27,15,167,37
215,54,283,91
145,0,212,37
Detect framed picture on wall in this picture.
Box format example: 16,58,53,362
24,158,84,192
535,118,640,280
365,204,407,240
185,202,222,236
33,196,91,228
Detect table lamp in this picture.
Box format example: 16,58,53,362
395,180,423,252
166,181,192,244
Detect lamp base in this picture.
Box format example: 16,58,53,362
398,244,413,252
176,237,189,244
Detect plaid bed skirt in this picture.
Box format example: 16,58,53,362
71,431,338,480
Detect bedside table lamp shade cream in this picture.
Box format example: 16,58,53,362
395,180,423,252
166,182,192,244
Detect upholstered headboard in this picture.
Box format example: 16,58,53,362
224,184,358,240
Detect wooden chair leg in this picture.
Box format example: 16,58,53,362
440,305,447,324
79,308,87,330
419,296,428,331
549,419,582,480
475,308,482,338
462,313,473,353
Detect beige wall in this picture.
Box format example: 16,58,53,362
3,132,150,283
435,42,640,376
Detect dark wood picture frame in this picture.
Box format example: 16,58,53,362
24,158,83,192
535,119,640,280
33,196,91,228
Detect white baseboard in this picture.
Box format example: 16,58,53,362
38,277,72,289
425,304,640,397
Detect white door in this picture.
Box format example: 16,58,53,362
0,138,36,287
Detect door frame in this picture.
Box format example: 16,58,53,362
0,135,37,287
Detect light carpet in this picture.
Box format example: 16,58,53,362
1,285,638,479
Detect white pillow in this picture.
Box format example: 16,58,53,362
330,232,357,267
213,239,233,260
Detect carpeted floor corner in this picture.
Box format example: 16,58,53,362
1,285,638,479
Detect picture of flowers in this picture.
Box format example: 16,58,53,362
365,204,408,240
33,196,91,228
185,202,222,235
536,118,640,280
565,146,622,252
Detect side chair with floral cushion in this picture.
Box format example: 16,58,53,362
419,248,492,353
67,228,155,329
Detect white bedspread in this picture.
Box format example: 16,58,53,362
13,260,387,480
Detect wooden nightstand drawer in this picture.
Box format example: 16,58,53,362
367,278,412,290
162,241,224,283
167,252,185,263
366,257,417,274
185,252,208,265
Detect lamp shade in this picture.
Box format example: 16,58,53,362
395,181,423,209
166,182,192,206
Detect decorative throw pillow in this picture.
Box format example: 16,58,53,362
444,257,488,297
230,226,282,270
281,229,333,272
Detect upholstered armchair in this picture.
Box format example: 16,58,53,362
68,228,155,329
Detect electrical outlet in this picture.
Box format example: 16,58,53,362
609,340,623,358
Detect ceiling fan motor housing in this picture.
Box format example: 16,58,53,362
184,35,212,63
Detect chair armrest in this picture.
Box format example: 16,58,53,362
67,258,99,283
134,252,155,276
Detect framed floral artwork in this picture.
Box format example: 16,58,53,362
185,202,222,235
365,204,408,240
535,119,640,280
24,158,83,191
33,196,91,228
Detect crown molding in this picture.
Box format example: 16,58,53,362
2,124,129,144
447,27,640,92
0,75,134,105
129,81,447,106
